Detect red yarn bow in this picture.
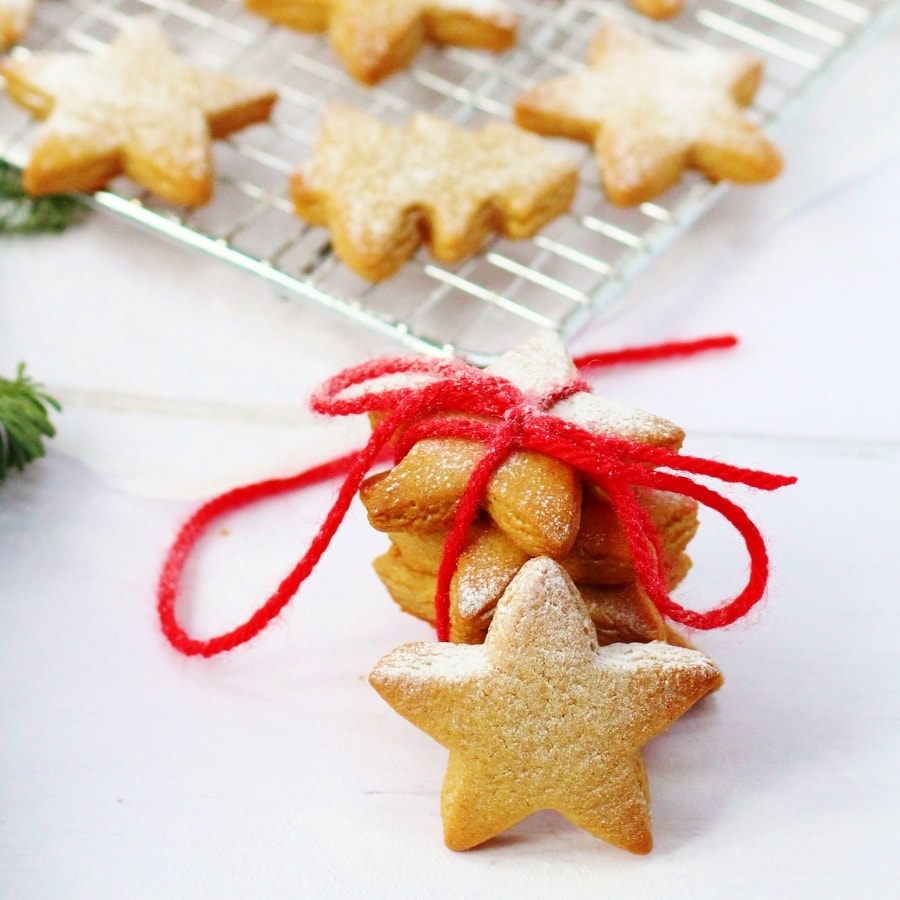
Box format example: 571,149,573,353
157,335,796,656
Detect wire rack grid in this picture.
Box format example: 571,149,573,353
1,0,897,362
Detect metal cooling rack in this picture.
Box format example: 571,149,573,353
2,0,897,361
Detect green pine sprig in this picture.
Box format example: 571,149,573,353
0,364,62,482
0,160,88,234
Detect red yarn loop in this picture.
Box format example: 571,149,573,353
157,334,795,655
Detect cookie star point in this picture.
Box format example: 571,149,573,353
370,557,722,851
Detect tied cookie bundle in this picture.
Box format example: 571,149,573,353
358,332,760,851
157,332,796,853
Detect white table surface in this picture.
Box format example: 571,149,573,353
2,18,900,899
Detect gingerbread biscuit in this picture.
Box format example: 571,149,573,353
558,486,698,584
360,440,582,556
377,518,692,645
374,543,669,646
373,545,439,627
1,19,277,204
0,0,34,50
370,557,722,852
290,104,578,281
244,0,516,84
385,522,529,642
578,582,666,645
384,484,696,592
360,332,698,646
374,543,507,643
387,527,459,575
514,21,782,206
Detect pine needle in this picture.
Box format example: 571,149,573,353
0,160,88,234
0,364,62,481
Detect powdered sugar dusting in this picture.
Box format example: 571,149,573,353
486,330,576,396
455,569,498,619
6,18,275,195
596,639,716,673
515,20,778,203
377,641,488,681
484,330,683,447
553,392,683,447
338,371,442,401
541,44,752,147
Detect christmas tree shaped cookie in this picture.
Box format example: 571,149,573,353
244,0,516,84
370,557,722,851
514,21,782,206
291,104,578,280
1,18,278,205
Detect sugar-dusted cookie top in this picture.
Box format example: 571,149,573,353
1,18,278,205
487,331,685,450
0,0,34,50
514,21,782,206
370,557,722,851
245,0,516,84
291,104,578,281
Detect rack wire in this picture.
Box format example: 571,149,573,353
2,0,897,361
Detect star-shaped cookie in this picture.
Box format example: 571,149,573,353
370,557,721,851
514,21,783,206
291,104,578,281
0,0,34,50
1,18,278,205
485,330,685,450
358,330,684,556
244,0,516,84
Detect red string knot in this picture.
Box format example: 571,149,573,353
156,332,796,656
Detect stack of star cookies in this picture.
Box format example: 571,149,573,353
359,331,699,648
362,332,730,853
